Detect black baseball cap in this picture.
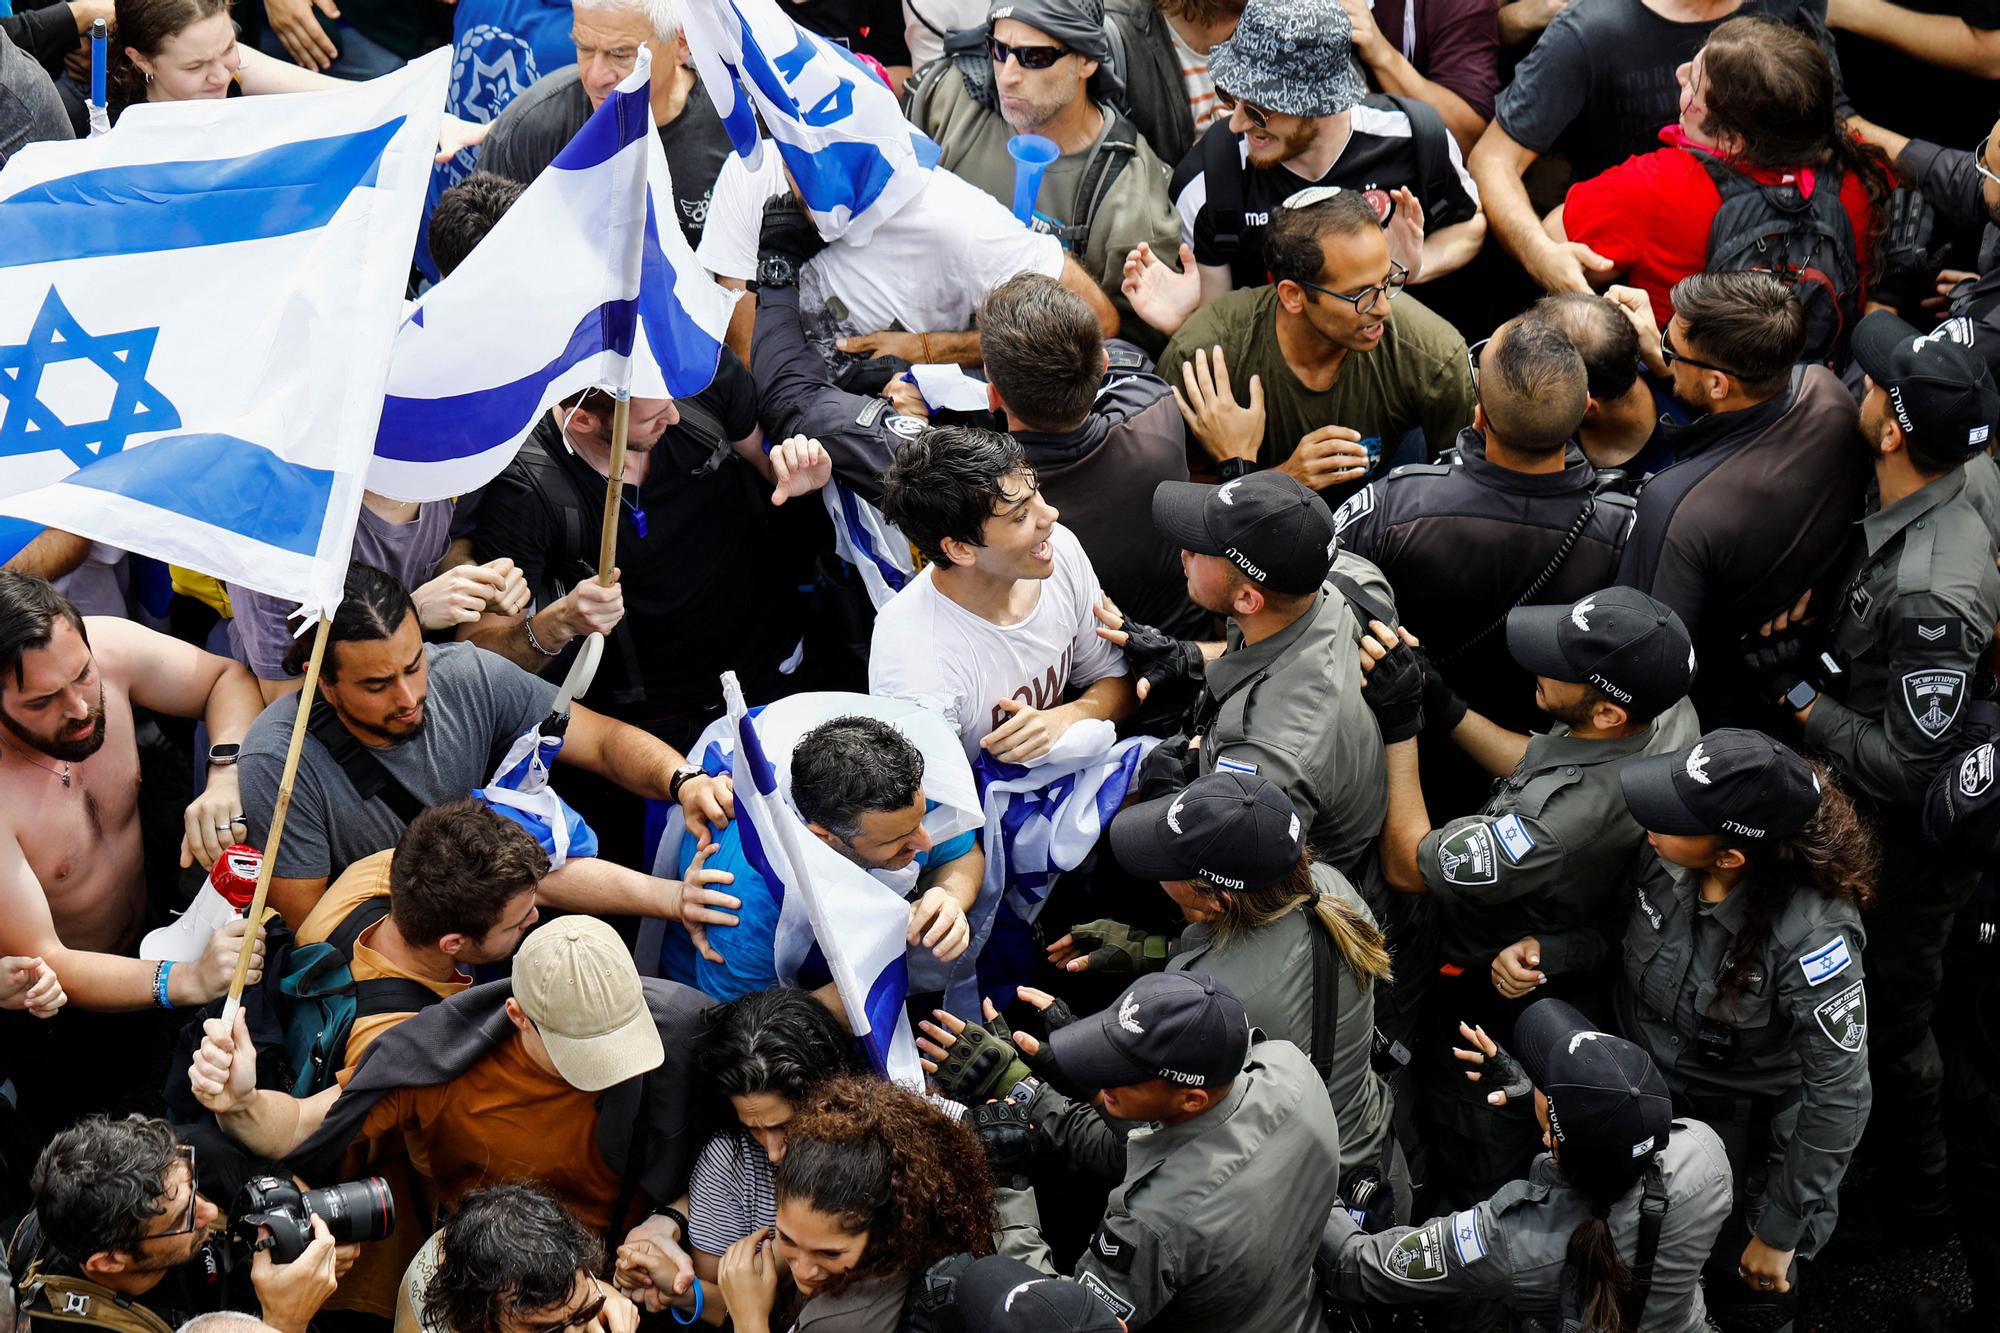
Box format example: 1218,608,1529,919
1109,771,1303,894
1047,972,1249,1092
1511,998,1671,1179
1506,587,1694,724
1152,473,1338,595
1621,727,1822,844
957,1256,1125,1333
1852,311,2000,468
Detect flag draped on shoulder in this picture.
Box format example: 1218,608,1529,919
370,48,732,501
0,51,447,619
681,0,940,243
822,479,919,609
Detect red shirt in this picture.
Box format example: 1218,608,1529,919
1564,126,1875,328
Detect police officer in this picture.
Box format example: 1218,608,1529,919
1367,587,1699,1204
1319,998,1733,1333
983,972,1342,1333
1759,311,2000,1225
1615,730,1874,1331
1114,471,1394,880
1332,315,1632,748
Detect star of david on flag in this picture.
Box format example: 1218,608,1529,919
0,52,447,619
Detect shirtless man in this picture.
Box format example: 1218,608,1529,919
0,572,266,1130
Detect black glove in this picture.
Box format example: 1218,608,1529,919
971,1098,1041,1185
1132,734,1200,801
1872,187,1948,317
755,195,826,288
1742,630,1813,702
929,1012,1031,1105
1117,617,1206,712
1363,636,1426,743
1417,651,1468,737
1476,1038,1534,1106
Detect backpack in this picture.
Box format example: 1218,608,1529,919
1698,155,1860,366
162,900,445,1121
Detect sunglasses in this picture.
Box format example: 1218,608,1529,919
518,1276,609,1333
1296,259,1410,316
987,37,1071,69
1661,323,1739,378
1215,86,1274,130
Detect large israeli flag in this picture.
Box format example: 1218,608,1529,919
682,0,941,243
0,52,446,619
823,479,918,609
369,48,732,501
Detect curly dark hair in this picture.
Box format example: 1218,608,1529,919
693,987,869,1107
31,1115,183,1261
1715,759,1878,1006
421,1183,603,1333
773,1076,993,1296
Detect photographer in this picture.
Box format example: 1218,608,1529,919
8,1117,340,1333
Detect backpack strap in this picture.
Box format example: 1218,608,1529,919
1327,570,1397,632
354,977,450,1020
1620,1162,1671,1325
15,1264,177,1333
323,895,393,957
1384,94,1447,219
1306,900,1339,1083
1201,123,1245,263
306,698,426,827
1056,109,1141,257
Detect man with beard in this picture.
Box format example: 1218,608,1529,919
1755,311,2000,1235
235,563,741,956
0,571,265,1136
1124,0,1481,337
1364,586,1698,1205
904,0,1180,346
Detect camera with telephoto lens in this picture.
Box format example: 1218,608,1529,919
231,1176,395,1263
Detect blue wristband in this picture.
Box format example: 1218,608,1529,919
153,960,174,1010
671,1279,702,1325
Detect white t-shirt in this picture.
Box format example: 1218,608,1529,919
696,152,1064,382
901,0,990,70
869,524,1128,759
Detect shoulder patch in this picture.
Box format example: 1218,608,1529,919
1449,1209,1488,1265
1903,669,1967,741
1813,979,1867,1052
1382,1219,1451,1283
1797,935,1853,986
1902,615,1965,649
1436,824,1499,886
1214,755,1259,776
1077,1271,1138,1322
1960,743,1996,798
854,397,887,428
1091,1226,1132,1271
1492,813,1537,865
1331,485,1377,535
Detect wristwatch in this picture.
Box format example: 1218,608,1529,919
755,252,797,291
207,743,241,768
1783,679,1819,711
668,763,704,804
1217,457,1257,482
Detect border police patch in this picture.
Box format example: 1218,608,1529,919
1903,669,1967,741
886,413,928,440
1813,980,1866,1052
1960,743,1996,799
1437,825,1499,886
1077,1272,1138,1321
1383,1220,1450,1283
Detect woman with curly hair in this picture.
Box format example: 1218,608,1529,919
1613,728,1877,1331
715,1075,994,1333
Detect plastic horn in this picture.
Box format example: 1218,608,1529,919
1007,134,1060,226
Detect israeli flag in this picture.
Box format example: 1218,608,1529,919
682,0,941,242
370,48,733,501
0,52,447,619
823,479,917,609
719,675,928,1087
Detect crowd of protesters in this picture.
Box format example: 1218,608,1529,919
4,0,2000,1331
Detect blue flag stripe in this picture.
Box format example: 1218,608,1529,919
58,433,335,556
550,81,655,172
0,119,405,270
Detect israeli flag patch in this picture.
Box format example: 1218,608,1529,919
1493,814,1536,865
1450,1210,1487,1265
1797,936,1853,987
1215,755,1260,776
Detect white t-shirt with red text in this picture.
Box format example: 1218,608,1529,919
868,524,1128,760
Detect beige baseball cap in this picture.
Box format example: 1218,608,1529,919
513,917,664,1092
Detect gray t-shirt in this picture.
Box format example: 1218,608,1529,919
227,501,452,680
240,643,557,880
0,26,70,168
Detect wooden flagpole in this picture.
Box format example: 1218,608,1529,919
219,614,332,1024
595,393,632,584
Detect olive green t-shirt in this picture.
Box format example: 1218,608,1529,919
1160,285,1475,488
911,68,1179,345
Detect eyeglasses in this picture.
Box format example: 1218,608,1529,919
1660,323,1739,378
1214,86,1273,130
1295,259,1410,316
1974,130,2000,189
1466,335,1491,394
987,37,1071,69
139,1146,203,1245
518,1275,609,1333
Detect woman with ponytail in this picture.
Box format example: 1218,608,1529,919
1320,997,1732,1333
1614,728,1875,1327
1045,770,1405,1221
714,1075,993,1333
